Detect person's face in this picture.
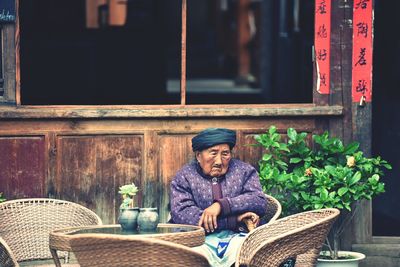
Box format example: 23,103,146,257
196,144,232,177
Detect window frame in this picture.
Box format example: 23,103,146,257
0,0,343,118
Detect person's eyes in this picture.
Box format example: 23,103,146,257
222,152,231,158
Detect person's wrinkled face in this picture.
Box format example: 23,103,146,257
196,144,232,177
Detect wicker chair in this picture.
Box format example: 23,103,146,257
69,234,210,267
236,208,340,267
0,198,102,267
263,194,282,224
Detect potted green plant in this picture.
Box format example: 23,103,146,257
0,192,6,203
117,183,140,231
254,126,392,267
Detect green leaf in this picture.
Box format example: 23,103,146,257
287,128,297,140
300,192,309,200
338,187,349,196
290,157,302,164
291,192,300,200
383,163,392,169
276,160,288,168
370,174,380,182
262,154,272,161
344,142,360,154
319,188,329,200
349,171,362,185
269,126,277,135
314,203,323,209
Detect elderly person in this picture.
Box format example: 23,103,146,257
170,128,267,267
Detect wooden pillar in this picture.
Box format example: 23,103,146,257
0,0,17,104
351,0,374,244
323,0,374,248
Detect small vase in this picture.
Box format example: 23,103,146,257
118,207,140,231
137,207,159,231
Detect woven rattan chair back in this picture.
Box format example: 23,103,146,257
0,236,18,267
69,234,210,267
236,208,340,267
0,198,102,263
263,194,282,224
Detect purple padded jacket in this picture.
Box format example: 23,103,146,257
170,158,267,231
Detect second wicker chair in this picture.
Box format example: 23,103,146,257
236,208,340,267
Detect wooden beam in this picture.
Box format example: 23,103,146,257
0,104,343,119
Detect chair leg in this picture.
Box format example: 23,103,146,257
50,248,62,267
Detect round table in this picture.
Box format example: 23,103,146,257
49,223,205,267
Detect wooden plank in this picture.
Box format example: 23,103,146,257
0,104,344,118
142,131,159,209
242,133,264,170
330,0,353,143
158,134,193,223
0,136,45,198
14,0,19,105
0,118,317,135
1,24,16,104
352,103,373,244
54,135,143,224
180,0,187,105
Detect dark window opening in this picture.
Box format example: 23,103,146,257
19,0,313,105
20,0,169,105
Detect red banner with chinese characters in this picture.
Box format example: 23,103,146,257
352,0,373,103
315,0,331,94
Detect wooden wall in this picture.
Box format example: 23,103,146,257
0,117,317,224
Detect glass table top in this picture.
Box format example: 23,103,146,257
66,224,199,236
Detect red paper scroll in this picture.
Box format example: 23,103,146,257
352,0,373,103
315,0,331,94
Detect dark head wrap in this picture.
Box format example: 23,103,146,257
192,128,236,152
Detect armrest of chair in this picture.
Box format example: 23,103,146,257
0,237,19,267
237,215,302,265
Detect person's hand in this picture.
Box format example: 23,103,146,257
237,212,260,231
198,202,222,233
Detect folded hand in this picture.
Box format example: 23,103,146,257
237,212,259,231
198,202,221,233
